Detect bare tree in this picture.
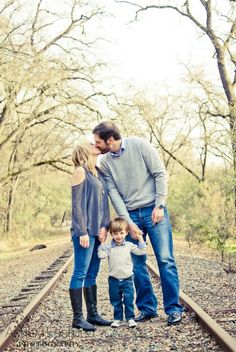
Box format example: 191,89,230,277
116,0,236,220
110,84,230,184
0,0,108,183
0,0,110,232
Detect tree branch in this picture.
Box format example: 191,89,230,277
0,157,71,184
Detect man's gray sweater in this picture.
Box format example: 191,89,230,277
100,136,167,223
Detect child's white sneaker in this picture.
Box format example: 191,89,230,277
111,320,122,328
128,319,137,328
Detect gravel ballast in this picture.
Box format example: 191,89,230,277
1,235,235,351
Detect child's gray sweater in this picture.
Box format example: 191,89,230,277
98,240,146,279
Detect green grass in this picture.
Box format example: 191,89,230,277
173,231,236,258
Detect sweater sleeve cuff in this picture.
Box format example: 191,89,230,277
138,242,146,249
75,228,87,236
155,198,166,208
101,224,109,231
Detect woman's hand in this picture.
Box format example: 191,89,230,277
98,227,107,243
80,234,89,248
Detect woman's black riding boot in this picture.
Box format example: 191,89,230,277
69,288,96,331
83,285,112,326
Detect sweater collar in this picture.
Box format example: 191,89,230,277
111,239,126,247
110,138,126,157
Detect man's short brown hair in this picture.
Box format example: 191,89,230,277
92,121,121,142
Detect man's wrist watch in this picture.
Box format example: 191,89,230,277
158,205,165,209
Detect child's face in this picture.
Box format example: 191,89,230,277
111,229,128,245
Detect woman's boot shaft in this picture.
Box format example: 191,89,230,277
69,288,96,331
83,284,112,326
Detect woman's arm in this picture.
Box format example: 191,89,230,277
71,167,86,236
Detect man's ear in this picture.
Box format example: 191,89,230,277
107,136,115,144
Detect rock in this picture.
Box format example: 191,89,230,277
29,244,47,251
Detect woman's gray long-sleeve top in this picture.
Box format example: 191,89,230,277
71,166,110,237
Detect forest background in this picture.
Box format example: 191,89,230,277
0,0,235,265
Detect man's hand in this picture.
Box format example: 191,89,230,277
136,231,144,243
151,207,164,225
98,227,108,243
129,223,143,240
80,234,89,248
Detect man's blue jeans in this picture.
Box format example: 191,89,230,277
128,206,183,315
70,233,101,289
108,276,135,320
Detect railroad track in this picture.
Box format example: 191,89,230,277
0,254,235,351
0,249,73,351
147,261,236,352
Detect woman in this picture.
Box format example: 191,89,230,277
69,138,111,332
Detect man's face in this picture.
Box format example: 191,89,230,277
93,134,112,154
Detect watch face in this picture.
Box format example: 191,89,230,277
159,205,164,209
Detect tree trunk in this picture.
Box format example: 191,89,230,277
4,176,19,233
60,210,67,227
229,108,236,224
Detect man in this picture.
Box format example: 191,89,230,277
93,121,183,325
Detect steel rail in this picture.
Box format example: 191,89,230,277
0,254,73,351
147,260,236,352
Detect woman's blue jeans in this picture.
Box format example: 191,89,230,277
70,233,101,289
128,206,183,315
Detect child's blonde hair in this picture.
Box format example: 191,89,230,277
72,138,96,175
108,217,129,234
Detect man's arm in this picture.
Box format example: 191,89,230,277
139,138,168,207
139,139,167,224
100,158,132,223
100,158,142,239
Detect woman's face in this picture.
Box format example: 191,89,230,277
89,143,101,156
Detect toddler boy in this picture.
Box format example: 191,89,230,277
98,217,146,328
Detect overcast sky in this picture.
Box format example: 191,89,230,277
94,0,219,91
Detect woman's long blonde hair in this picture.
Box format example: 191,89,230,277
72,138,96,175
